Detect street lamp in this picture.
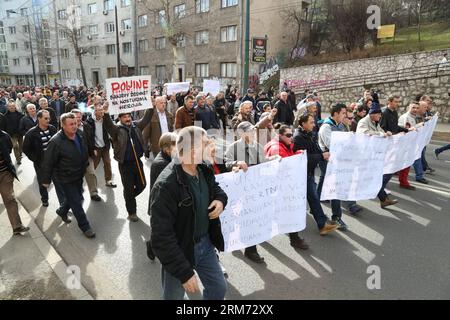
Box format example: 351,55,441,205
6,9,37,86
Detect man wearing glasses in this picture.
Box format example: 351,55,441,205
23,110,58,207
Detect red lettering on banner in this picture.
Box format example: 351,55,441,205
111,79,150,94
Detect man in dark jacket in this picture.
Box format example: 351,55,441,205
65,93,78,113
150,126,227,300
241,88,256,109
50,92,64,124
1,100,24,164
19,104,38,136
274,91,294,125
0,130,30,235
23,110,57,207
85,103,116,188
103,102,153,222
145,132,177,261
293,114,338,236
194,94,219,131
41,113,95,238
39,97,58,128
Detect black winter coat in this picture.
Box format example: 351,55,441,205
23,125,57,166
41,130,89,184
1,111,23,136
274,100,294,125
19,116,37,136
293,128,324,175
85,116,111,150
150,162,228,284
0,130,18,179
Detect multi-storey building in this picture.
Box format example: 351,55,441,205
0,0,311,90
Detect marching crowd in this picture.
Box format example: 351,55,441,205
0,83,447,300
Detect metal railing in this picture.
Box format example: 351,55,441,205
288,62,450,93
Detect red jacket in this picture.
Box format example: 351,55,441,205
264,138,301,158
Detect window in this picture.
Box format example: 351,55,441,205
174,4,186,18
43,31,50,39
105,22,115,33
24,41,31,50
155,37,165,50
10,43,18,50
62,69,71,78
155,10,165,24
91,46,99,55
138,15,147,27
104,0,114,11
88,3,97,14
107,67,116,78
122,42,132,54
220,25,237,42
26,58,31,65
176,35,185,48
106,44,116,54
195,63,209,77
121,0,130,7
221,62,237,78
60,49,69,59
139,39,148,52
20,8,28,16
121,19,132,30
13,58,20,66
58,9,67,19
195,30,209,45
89,24,98,35
44,40,50,48
76,69,82,79
59,29,67,39
196,0,209,13
156,65,166,82
222,0,238,8
9,26,16,34
46,57,52,65
139,66,149,75
23,25,30,33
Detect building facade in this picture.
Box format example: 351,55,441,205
0,0,310,90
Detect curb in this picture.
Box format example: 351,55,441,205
13,179,94,301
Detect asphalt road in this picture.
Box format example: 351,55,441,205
12,141,450,300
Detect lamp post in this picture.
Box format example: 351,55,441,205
7,9,37,86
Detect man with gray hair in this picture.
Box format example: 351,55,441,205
231,101,255,132
195,94,219,132
224,121,279,263
151,126,228,300
19,104,38,136
39,97,58,128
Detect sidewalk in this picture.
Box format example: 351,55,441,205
0,184,92,300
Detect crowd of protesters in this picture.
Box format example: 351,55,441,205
0,81,445,300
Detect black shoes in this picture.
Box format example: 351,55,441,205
416,179,429,184
146,240,155,260
91,194,102,202
332,217,348,231
42,200,49,207
244,251,265,264
84,229,96,239
56,208,72,224
13,226,30,235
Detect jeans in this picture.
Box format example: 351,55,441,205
306,175,328,229
413,158,424,181
34,164,48,202
377,174,393,202
161,235,227,300
421,147,430,171
119,160,147,214
436,144,450,155
342,201,357,211
317,160,342,219
55,179,91,232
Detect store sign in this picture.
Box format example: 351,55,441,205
252,38,267,63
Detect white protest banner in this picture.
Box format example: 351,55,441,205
216,153,307,252
106,76,153,115
320,132,390,201
383,131,419,174
166,82,190,95
203,79,221,96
